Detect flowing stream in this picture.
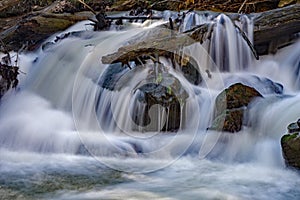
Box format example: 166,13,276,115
0,11,300,199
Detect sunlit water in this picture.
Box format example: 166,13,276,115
0,11,300,199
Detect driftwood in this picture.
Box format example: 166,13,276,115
102,4,300,64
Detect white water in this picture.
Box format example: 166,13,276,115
0,11,300,199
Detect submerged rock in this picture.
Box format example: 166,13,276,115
281,120,300,170
209,83,262,133
98,63,129,91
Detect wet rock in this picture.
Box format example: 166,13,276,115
209,83,262,133
98,63,129,91
214,83,262,117
209,109,244,133
224,75,283,95
180,56,202,85
99,61,188,132
288,122,300,133
281,120,300,170
133,63,188,132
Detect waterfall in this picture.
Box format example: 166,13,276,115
209,14,254,71
0,10,299,167
1,10,300,199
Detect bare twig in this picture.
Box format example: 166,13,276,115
77,0,97,15
238,0,247,14
235,24,259,60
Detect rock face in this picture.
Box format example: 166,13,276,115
209,83,262,133
281,120,300,170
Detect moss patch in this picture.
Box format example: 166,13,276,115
281,133,299,143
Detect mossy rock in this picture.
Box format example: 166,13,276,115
214,83,262,117
281,132,298,143
209,83,262,133
133,63,188,132
281,132,300,170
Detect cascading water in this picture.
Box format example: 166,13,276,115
0,11,300,199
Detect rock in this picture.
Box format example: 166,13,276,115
180,56,202,85
132,63,188,132
224,75,283,95
99,61,188,132
214,83,262,117
288,122,300,133
210,83,262,133
209,109,244,133
98,63,129,91
281,121,300,170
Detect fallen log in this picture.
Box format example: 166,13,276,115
102,4,300,64
0,12,93,51
105,16,163,20
253,4,300,54
101,27,198,64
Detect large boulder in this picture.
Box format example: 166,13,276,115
281,119,300,170
209,83,262,133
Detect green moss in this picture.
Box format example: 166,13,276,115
281,133,299,143
156,73,163,84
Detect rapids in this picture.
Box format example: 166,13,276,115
0,11,299,199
